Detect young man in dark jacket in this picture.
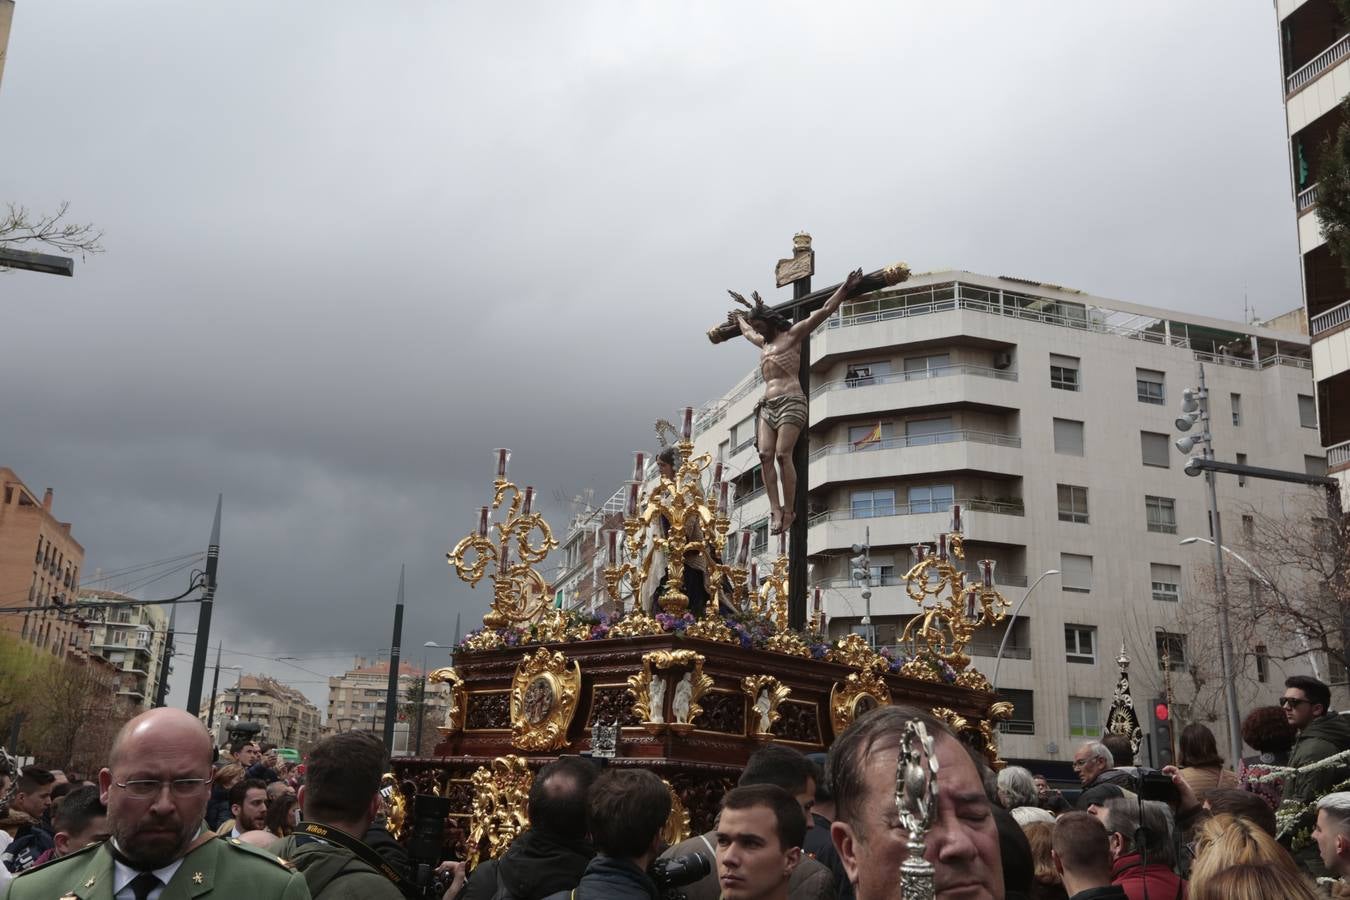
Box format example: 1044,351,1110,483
0,766,55,873
460,757,595,900
1052,812,1128,900
543,768,670,900
1280,675,1350,873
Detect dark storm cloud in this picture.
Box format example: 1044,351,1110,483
0,1,1300,709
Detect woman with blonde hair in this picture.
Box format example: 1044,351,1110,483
1188,814,1318,899
1020,821,1069,900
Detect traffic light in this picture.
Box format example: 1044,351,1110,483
1151,698,1174,767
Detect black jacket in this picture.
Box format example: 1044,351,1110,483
542,855,659,900
802,813,852,900
206,782,233,831
1069,888,1127,900
461,829,593,900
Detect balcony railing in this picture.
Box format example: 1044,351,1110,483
1287,33,1350,94
970,638,1031,659
808,497,1025,526
1329,440,1350,471
1298,181,1322,213
1312,298,1350,336
816,570,1028,589
811,363,1017,399
809,429,1021,462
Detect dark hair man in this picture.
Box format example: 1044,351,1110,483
4,708,307,900
216,778,269,838
460,756,597,900
716,785,806,900
1101,734,1135,768
543,768,670,900
29,784,109,867
232,740,262,769
660,744,836,900
1,766,55,872
803,754,852,900
270,730,405,899
1094,798,1185,900
1051,812,1125,899
1281,674,1350,874
830,706,1003,900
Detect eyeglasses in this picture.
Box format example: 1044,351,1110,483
1071,759,1090,769
1279,697,1311,708
114,778,213,799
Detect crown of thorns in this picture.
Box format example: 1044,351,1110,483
728,290,791,330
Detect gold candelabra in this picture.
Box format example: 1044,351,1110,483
449,449,562,635
898,504,1009,691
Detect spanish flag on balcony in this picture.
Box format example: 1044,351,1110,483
852,422,883,449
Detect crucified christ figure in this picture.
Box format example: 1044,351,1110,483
729,268,865,535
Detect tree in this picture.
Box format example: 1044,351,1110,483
0,202,103,268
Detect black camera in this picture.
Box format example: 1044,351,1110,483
406,794,452,899
1135,770,1180,806
651,852,712,900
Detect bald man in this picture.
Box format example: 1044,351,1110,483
2,708,310,900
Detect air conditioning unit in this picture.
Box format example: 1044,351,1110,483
993,351,1013,370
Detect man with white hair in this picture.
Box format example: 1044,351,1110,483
996,766,1038,811
1313,791,1350,882
1073,742,1129,810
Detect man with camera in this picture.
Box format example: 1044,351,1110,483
543,768,670,900
270,731,406,899
660,744,834,900
715,785,804,900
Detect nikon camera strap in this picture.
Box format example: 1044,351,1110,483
294,821,405,889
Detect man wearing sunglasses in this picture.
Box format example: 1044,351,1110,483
1279,675,1350,875
2,708,309,900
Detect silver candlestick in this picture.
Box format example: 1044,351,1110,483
897,720,940,900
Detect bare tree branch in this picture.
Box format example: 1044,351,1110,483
0,202,104,264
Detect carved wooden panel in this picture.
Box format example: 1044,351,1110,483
696,689,746,736
589,684,641,727
771,699,822,745
465,691,510,730
669,771,736,836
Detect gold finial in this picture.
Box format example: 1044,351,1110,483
792,231,812,251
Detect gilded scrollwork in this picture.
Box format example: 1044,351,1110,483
429,666,467,734
627,650,714,731
829,668,892,736
509,648,582,752
467,755,533,869
660,778,692,846
742,675,792,736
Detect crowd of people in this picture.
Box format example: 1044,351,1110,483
2,671,1350,898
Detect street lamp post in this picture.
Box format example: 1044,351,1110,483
1180,536,1323,680
991,570,1060,693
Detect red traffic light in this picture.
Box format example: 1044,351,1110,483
1155,703,1170,721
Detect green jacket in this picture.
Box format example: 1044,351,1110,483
269,834,403,900
1285,712,1350,805
0,833,310,900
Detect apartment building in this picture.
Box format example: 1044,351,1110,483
591,271,1326,769
1276,0,1350,501
77,588,169,710
325,657,449,751
203,673,322,750
0,468,85,657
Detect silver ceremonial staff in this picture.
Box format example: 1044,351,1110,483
897,720,940,900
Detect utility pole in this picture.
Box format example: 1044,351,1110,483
382,566,406,751
851,528,873,648
185,495,222,716
152,601,176,708
205,642,222,732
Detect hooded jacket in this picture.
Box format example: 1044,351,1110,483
1285,712,1350,804
0,810,51,874
271,831,404,899
460,828,593,900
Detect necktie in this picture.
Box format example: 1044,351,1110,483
128,871,161,900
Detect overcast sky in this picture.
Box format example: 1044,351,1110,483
0,1,1302,718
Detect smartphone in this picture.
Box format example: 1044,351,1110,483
1137,771,1180,805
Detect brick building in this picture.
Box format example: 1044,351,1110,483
0,468,85,657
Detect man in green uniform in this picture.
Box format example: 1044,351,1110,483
1,707,310,900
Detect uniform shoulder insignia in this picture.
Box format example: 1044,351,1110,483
224,837,296,869
12,840,103,877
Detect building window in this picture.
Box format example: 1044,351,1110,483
1255,645,1269,683
907,484,954,514
1241,515,1255,543
1065,625,1097,664
997,689,1035,734
1150,563,1181,602
849,422,893,451
846,360,891,387
1236,452,1247,487
750,519,769,555
1050,354,1080,391
1307,455,1329,477
1136,369,1165,404
1298,394,1317,429
1231,393,1242,426
1057,484,1089,523
1069,696,1102,738
1141,431,1170,468
1054,418,1085,456
730,415,757,455
851,563,897,588
905,417,955,446
717,440,728,462
851,490,896,519
1145,496,1177,534
1061,553,1093,593
1156,632,1187,670
902,354,951,380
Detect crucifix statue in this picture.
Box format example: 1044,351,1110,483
727,269,864,535
708,233,911,629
